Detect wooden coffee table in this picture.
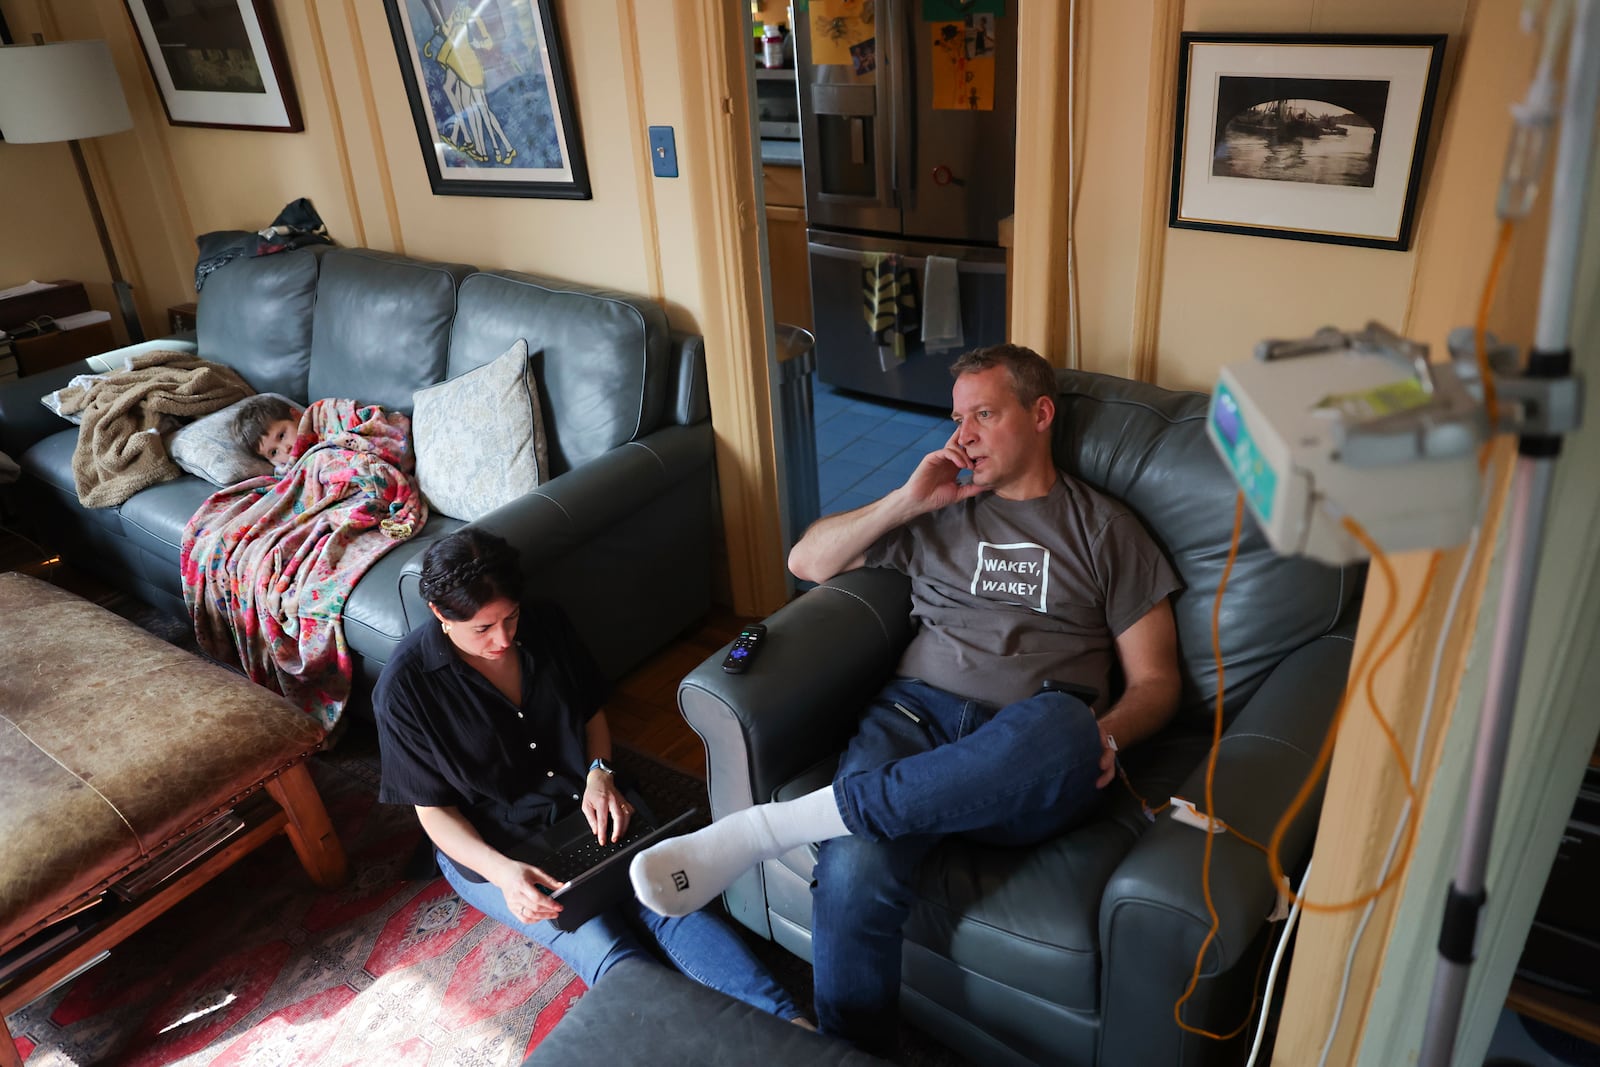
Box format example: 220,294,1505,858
0,573,347,1067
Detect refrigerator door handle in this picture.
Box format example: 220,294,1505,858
898,0,917,210
807,242,1007,274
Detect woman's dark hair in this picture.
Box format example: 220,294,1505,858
231,394,299,453
419,529,523,620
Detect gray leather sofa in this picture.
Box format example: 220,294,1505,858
679,370,1363,1065
0,247,715,700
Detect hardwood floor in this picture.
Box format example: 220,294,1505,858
606,611,750,780
0,518,742,781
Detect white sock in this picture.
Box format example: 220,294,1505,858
630,786,848,916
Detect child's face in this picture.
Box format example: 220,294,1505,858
257,418,298,467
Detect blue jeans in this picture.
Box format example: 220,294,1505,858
437,850,799,1020
812,679,1105,1053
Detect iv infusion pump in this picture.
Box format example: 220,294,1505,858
1207,322,1492,566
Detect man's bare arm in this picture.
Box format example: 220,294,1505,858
1090,599,1181,788
789,428,988,584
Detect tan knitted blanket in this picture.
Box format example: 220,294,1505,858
55,350,253,508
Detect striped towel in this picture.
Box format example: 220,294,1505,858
862,252,919,369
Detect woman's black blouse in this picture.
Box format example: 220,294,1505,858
373,601,610,876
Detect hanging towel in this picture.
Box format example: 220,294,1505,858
921,255,964,354
862,252,919,370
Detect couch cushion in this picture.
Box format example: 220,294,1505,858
1052,371,1360,724
412,339,548,521
341,513,465,664
307,249,474,411
197,247,323,400
20,431,123,535
118,476,222,568
447,271,671,473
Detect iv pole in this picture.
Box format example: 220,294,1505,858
1417,1,1598,1063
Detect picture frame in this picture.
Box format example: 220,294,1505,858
1169,33,1446,251
382,0,590,200
122,0,302,132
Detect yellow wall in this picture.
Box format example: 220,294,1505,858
1049,0,1522,392
0,0,667,331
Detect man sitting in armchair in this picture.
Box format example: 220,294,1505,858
633,344,1184,1055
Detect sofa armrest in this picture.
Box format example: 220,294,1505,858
82,337,198,373
0,337,203,460
395,421,712,623
679,567,913,820
0,364,87,459
1097,627,1355,1065
669,331,709,426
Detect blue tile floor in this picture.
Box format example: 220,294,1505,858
812,380,951,517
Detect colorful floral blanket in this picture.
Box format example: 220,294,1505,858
181,398,427,730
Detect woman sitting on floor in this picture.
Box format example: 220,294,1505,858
372,528,803,1021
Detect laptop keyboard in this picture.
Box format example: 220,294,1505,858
541,820,656,884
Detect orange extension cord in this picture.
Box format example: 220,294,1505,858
1163,198,1522,1044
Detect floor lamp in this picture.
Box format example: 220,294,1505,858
0,38,145,343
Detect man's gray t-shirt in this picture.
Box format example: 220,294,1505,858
862,472,1182,708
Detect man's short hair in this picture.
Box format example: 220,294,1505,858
950,344,1058,409
231,394,298,454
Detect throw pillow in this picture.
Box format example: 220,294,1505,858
169,392,292,487
412,338,548,522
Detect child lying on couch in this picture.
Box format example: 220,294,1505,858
185,393,426,730
231,394,414,478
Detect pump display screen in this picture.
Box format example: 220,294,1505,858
1213,389,1243,446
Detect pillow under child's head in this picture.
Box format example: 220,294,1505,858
170,392,299,487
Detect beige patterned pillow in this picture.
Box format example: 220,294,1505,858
412,338,548,521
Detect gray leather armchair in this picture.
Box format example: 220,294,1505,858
680,370,1363,1065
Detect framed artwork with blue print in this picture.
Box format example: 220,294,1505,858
383,0,590,199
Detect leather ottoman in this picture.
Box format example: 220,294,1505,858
0,572,347,1066
524,957,890,1066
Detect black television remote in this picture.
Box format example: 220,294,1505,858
721,624,767,673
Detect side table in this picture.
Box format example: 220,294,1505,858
13,321,115,377
167,302,199,333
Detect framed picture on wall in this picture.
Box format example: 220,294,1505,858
1170,34,1446,251
383,0,591,200
123,0,303,131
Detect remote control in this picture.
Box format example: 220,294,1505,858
720,624,767,673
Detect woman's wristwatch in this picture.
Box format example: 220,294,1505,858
588,757,614,776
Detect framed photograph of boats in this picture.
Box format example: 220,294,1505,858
122,0,303,131
383,0,590,199
1169,33,1445,250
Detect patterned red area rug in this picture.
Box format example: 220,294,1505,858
4,750,586,1066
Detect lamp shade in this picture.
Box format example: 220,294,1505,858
0,40,132,144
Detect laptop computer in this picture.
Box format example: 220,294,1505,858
510,805,701,932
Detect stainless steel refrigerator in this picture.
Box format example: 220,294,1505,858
796,1,1017,408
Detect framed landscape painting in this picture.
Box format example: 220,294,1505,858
123,0,302,131
1170,34,1446,250
383,0,590,199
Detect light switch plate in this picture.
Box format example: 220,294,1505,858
648,125,679,178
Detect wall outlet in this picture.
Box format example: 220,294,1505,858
648,125,679,178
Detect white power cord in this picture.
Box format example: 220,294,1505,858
1245,860,1311,1067
1315,517,1486,1067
